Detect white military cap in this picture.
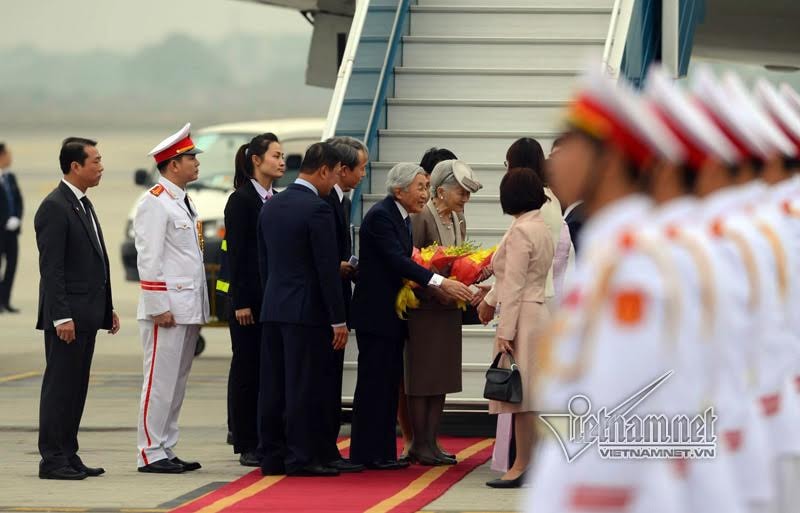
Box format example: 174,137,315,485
780,83,800,114
147,122,203,164
691,66,762,160
721,72,797,158
566,68,685,168
644,65,740,168
754,79,800,154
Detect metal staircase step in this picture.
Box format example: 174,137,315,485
401,36,605,69
418,0,612,6
409,6,612,38
386,98,568,131
394,67,581,100
376,129,558,162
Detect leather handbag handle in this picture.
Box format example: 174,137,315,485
490,351,518,371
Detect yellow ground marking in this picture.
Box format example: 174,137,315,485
337,438,351,450
119,510,170,513
364,438,495,513
0,371,39,383
193,476,285,513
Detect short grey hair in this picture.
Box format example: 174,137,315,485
325,136,369,169
386,162,426,195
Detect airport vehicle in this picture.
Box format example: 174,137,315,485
121,118,325,354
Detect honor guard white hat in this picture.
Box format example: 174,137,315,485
148,122,203,165
721,72,797,158
566,68,685,168
780,83,800,115
691,66,763,161
644,65,740,168
756,80,800,153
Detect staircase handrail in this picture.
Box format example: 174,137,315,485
351,0,411,221
322,0,372,140
602,0,636,78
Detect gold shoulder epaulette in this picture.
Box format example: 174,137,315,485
149,184,165,197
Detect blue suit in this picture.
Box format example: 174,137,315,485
349,195,434,464
256,182,345,473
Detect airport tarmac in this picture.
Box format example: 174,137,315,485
0,136,522,513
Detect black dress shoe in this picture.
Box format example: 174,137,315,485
261,462,286,476
239,452,262,467
138,459,185,474
435,447,456,460
486,471,527,489
4,305,19,314
365,460,410,470
70,461,105,476
287,464,340,477
170,457,201,471
39,465,87,480
435,455,457,465
398,454,410,464
326,459,364,473
408,451,445,466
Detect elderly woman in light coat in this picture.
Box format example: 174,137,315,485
405,160,482,466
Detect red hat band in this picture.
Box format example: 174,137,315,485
153,135,196,165
650,105,709,171
569,94,655,169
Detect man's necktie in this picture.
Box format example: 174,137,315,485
184,195,196,217
1,175,16,217
80,197,102,248
405,216,413,239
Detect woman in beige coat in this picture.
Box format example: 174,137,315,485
405,160,483,465
479,168,554,488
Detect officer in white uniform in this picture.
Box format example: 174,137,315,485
134,123,210,473
526,70,686,513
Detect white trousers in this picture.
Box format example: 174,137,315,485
136,321,199,467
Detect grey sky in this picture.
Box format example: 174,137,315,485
0,0,310,54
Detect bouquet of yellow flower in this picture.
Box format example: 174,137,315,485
395,241,496,319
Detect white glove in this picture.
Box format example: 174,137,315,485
5,216,20,231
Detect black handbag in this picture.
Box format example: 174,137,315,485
483,352,523,403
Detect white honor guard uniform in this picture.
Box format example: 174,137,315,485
135,123,209,468
526,71,685,513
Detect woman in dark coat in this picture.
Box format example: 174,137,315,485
224,133,284,466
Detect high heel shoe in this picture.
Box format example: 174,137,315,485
486,470,527,488
407,450,445,466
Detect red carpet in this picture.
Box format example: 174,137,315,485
171,437,494,513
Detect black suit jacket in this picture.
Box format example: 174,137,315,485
324,190,353,321
0,171,23,234
257,183,345,327
224,180,266,315
565,202,586,254
350,195,434,338
34,181,113,332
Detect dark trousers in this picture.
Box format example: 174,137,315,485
320,347,345,462
349,331,404,464
0,231,18,307
258,322,329,473
38,329,96,471
227,317,262,454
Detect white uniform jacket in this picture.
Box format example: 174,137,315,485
134,176,210,325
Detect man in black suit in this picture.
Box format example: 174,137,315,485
257,142,348,477
349,163,473,469
34,137,120,480
546,134,586,253
0,143,23,313
319,136,368,473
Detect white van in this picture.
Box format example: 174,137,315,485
121,118,325,283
